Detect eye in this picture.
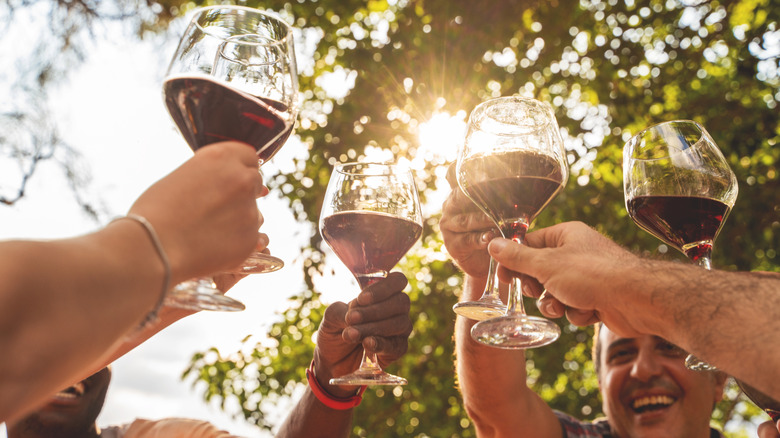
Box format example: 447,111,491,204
658,341,687,358
608,348,636,365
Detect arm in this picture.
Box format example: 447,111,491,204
490,221,780,400
0,142,264,423
441,184,562,438
276,272,413,438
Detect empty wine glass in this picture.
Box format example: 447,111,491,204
623,120,738,370
452,258,505,321
319,162,423,385
459,96,568,349
162,5,298,311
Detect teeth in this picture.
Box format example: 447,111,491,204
632,395,675,410
53,382,85,399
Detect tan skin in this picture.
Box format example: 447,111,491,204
0,142,264,423
7,273,412,438
441,178,732,438
441,162,780,404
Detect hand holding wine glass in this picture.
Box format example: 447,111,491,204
623,119,738,370
162,5,298,311
319,162,423,385
458,96,568,349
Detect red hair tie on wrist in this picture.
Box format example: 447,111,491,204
306,360,367,410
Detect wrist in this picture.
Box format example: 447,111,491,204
306,360,366,410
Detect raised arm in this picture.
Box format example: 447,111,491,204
489,220,780,401
276,272,413,438
441,184,562,438
0,142,263,423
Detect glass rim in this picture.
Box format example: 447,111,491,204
469,95,556,134
334,161,411,176
625,119,712,161
192,5,293,47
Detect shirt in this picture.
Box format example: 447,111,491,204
100,418,242,438
555,411,725,438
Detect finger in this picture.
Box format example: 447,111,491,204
564,307,602,327
349,313,413,340
521,275,545,298
213,272,247,293
256,233,270,251
367,336,410,364
536,291,566,319
445,162,458,188
320,301,349,336
348,291,411,325
354,272,408,306
257,209,266,229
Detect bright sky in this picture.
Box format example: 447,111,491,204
0,8,314,437
0,5,461,435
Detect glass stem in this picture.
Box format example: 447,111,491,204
358,350,382,372
696,255,712,270
481,257,501,301
505,233,527,317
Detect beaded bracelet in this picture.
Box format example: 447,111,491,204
111,214,171,327
306,360,367,410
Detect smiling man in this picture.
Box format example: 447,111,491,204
456,309,727,438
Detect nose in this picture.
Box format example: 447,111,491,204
629,348,664,381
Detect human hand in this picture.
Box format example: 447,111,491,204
757,419,780,437
488,221,644,337
440,164,498,278
128,142,266,283
312,272,412,396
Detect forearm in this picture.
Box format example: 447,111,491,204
455,276,561,438
0,220,174,422
275,388,354,438
615,260,780,399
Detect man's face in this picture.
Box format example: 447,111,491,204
597,327,726,438
9,367,111,437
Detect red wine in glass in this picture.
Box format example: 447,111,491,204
321,211,423,288
460,151,564,242
626,195,730,263
319,162,423,385
163,75,293,163
623,120,738,370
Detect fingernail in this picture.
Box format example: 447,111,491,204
346,310,361,324
364,337,377,351
344,327,360,342
480,232,492,243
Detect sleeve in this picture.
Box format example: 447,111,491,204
121,418,245,438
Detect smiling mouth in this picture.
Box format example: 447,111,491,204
53,382,86,400
630,395,676,413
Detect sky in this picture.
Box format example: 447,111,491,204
0,6,322,437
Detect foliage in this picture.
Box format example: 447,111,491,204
5,0,779,435
177,0,779,435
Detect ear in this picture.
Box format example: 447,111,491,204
712,372,728,402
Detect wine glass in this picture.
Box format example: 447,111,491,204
623,120,738,370
736,380,780,423
452,258,505,321
459,96,568,349
319,162,423,385
162,5,298,311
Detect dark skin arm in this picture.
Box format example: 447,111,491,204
276,272,412,438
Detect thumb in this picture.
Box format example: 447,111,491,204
488,238,534,275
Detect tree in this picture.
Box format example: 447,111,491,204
178,0,778,436
4,0,778,436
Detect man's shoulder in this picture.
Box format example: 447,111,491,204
553,411,613,438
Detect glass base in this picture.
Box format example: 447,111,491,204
471,314,560,349
165,278,246,312
685,353,717,371
233,252,284,274
453,299,505,321
330,368,408,386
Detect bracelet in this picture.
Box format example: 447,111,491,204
306,360,366,410
111,214,171,327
